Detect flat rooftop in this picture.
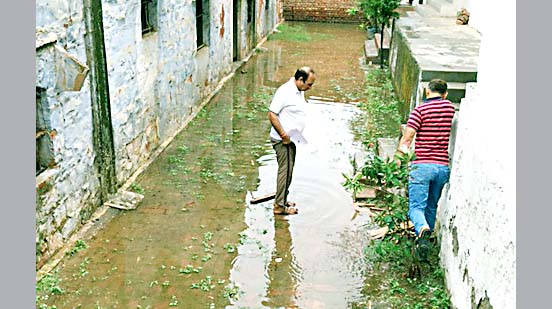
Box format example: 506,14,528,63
395,14,481,72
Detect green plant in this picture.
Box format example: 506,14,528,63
347,7,359,16
190,275,215,291
79,257,90,277
129,182,145,194
66,239,88,256
343,150,415,237
36,273,64,295
169,295,179,306
36,271,64,308
223,283,243,301
224,243,236,253
179,265,201,274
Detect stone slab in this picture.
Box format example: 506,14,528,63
356,187,377,199
364,40,379,62
377,137,398,160
374,33,390,50
105,190,144,210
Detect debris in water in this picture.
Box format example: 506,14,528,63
105,190,144,210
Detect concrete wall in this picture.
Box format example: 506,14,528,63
36,0,282,268
437,1,516,308
283,0,364,22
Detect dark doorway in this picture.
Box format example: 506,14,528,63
247,0,256,48
233,0,239,61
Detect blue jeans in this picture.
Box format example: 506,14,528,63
408,163,450,236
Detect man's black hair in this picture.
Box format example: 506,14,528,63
428,79,448,95
294,68,314,82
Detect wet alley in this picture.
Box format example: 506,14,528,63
38,22,380,308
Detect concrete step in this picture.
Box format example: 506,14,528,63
396,4,417,17
415,5,440,17
385,25,393,42
421,70,477,84
374,33,390,50
427,0,457,16
374,33,390,64
406,10,422,18
364,40,380,64
419,81,466,103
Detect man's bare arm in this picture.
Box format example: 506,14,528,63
395,126,416,164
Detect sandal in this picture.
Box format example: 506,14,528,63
286,201,297,207
273,205,298,215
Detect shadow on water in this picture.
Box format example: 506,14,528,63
43,22,378,309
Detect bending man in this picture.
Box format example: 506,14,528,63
396,79,455,259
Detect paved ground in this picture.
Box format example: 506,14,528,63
396,13,481,72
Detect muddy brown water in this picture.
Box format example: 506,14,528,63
43,22,380,309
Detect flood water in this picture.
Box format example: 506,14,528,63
44,22,378,309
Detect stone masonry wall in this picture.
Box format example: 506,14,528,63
283,0,364,23
36,0,280,268
36,0,102,268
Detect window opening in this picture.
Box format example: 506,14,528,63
196,0,210,48
141,0,157,35
247,0,254,23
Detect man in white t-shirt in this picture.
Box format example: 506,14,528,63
267,67,316,215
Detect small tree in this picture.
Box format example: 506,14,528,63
359,0,400,68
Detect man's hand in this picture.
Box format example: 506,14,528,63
281,133,291,144
394,157,402,167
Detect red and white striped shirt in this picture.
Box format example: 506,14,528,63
406,97,455,166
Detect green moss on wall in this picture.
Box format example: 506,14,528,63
390,30,419,122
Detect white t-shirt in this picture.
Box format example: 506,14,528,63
269,77,307,142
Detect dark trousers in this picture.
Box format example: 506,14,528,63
272,141,296,207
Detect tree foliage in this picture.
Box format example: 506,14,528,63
358,0,401,28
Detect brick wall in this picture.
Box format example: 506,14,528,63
283,0,366,23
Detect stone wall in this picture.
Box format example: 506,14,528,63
36,0,282,268
36,0,102,268
283,0,364,23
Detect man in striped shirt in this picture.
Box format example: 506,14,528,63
395,79,455,260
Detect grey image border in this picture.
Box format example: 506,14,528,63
518,0,551,307
1,0,36,307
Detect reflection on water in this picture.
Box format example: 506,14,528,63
41,22,374,309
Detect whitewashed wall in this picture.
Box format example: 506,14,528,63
36,0,280,267
438,1,516,308
36,0,101,268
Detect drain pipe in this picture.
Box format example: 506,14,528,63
83,0,117,201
